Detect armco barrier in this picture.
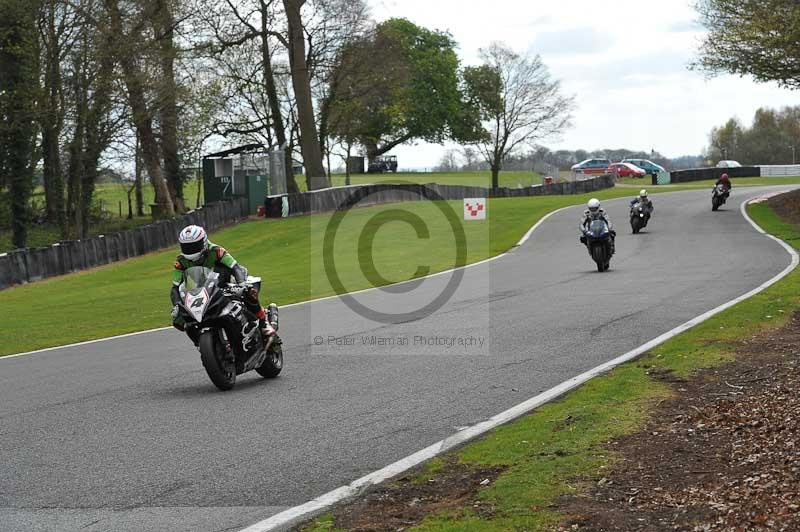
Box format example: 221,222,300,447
266,174,616,217
0,197,249,290
669,166,761,183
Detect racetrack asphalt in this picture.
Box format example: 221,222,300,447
0,186,794,532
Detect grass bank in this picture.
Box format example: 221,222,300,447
303,194,800,531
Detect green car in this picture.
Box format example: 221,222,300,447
621,158,665,176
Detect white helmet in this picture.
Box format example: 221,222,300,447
639,189,648,198
587,198,601,212
178,225,208,261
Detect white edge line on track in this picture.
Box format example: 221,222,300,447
237,192,799,532
1,205,572,361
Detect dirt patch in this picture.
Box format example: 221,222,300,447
557,312,800,531
768,189,800,226
324,457,505,531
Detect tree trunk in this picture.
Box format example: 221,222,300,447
364,138,378,166
154,0,185,213
134,132,144,216
66,122,85,240
105,0,174,217
1,0,39,249
127,185,134,219
345,142,352,185
259,1,299,194
491,167,500,189
283,0,328,189
66,32,90,239
78,39,114,238
41,0,65,233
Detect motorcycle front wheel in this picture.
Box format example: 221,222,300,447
200,330,236,391
256,336,283,378
591,244,606,272
631,217,642,234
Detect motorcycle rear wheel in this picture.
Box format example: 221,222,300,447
256,337,283,378
200,331,236,391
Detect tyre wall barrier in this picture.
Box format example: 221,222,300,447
0,197,249,291
669,166,761,183
265,174,616,218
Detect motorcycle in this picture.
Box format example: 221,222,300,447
582,218,613,272
629,202,650,234
176,266,283,391
712,184,730,211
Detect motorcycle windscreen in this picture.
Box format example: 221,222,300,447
182,267,218,323
183,266,217,290
588,219,609,237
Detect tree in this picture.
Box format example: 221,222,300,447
326,18,479,165
63,0,117,238
464,42,574,188
104,0,175,217
154,0,187,212
39,0,72,233
0,0,40,248
283,0,328,189
435,149,460,172
694,0,800,89
459,146,481,171
707,118,744,162
707,106,800,165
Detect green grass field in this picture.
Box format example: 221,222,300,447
305,193,800,531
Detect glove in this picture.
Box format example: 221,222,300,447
232,263,248,284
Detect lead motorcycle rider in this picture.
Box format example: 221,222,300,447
170,225,275,344
579,198,616,254
715,172,732,191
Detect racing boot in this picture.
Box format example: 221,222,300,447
257,308,276,339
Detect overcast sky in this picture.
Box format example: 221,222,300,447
368,0,798,168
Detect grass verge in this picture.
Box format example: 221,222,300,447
303,194,800,531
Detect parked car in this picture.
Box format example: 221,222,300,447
571,158,612,175
607,162,646,178
621,158,665,177
716,160,742,168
